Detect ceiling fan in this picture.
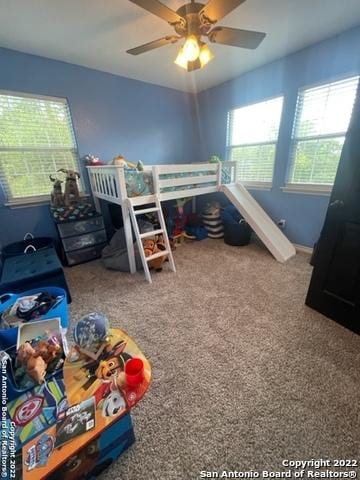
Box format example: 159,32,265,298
126,0,266,72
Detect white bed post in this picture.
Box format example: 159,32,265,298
117,167,136,274
152,165,160,196
233,161,238,184
217,162,222,190
88,169,101,213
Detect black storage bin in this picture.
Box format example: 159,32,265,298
221,205,252,247
2,236,54,260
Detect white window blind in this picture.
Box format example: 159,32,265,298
0,91,81,204
288,75,359,187
227,96,284,185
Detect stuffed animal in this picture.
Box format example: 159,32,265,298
49,174,65,207
58,168,81,206
17,339,63,385
27,356,47,384
142,238,167,271
112,155,137,170
84,154,104,166
17,342,47,384
35,340,61,364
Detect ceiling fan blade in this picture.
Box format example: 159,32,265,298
200,0,247,24
208,27,266,49
129,0,185,25
126,36,179,55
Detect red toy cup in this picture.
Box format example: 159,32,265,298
125,358,144,386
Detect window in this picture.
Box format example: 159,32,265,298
288,76,359,190
0,91,81,205
226,96,284,186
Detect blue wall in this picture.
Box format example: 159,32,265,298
194,26,360,247
0,48,195,247
1,26,360,249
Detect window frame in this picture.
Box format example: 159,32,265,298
285,75,360,195
226,95,284,189
0,89,83,207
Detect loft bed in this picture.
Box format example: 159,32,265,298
87,162,296,281
87,161,236,206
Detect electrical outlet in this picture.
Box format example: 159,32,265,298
277,219,286,229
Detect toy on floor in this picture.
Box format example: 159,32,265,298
172,198,196,246
184,213,208,241
142,237,167,271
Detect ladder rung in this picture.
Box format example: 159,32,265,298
146,250,169,262
140,229,164,239
134,207,159,215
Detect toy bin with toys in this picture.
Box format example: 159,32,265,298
0,286,68,351
0,306,151,480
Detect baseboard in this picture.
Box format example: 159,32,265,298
293,243,313,254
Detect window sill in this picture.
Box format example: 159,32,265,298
281,184,332,196
5,193,89,208
242,182,272,191
5,196,51,208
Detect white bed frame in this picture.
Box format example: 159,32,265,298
87,161,238,274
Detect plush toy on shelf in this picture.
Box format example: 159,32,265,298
49,174,65,207
84,154,104,166
58,168,81,206
112,155,137,170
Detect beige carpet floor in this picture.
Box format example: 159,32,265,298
65,240,360,480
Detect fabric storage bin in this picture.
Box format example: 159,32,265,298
62,230,107,252
221,205,252,246
57,216,104,238
65,242,107,265
2,236,54,260
0,248,72,302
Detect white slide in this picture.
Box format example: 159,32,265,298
221,183,296,263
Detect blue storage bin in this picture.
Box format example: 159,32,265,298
0,286,69,401
0,286,68,350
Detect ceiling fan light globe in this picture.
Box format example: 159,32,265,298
174,48,188,70
199,44,214,68
182,35,200,62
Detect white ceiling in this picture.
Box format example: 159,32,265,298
0,0,360,93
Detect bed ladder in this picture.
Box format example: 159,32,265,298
128,196,176,283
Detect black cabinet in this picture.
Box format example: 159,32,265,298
56,215,107,266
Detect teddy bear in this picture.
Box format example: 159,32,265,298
142,237,167,271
